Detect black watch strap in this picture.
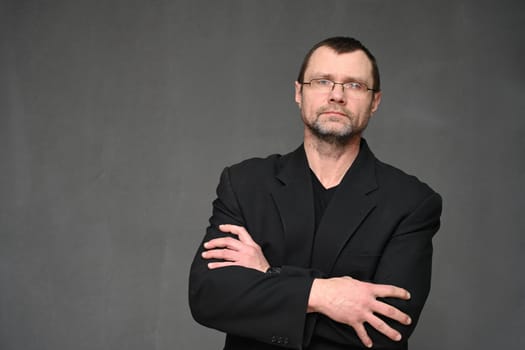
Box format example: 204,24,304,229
265,266,282,276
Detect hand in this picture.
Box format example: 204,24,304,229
308,276,412,348
201,224,270,273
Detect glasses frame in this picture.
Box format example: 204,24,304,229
301,78,378,96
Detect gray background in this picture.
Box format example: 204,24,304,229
1,0,524,349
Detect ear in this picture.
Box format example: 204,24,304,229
370,91,382,114
294,81,302,107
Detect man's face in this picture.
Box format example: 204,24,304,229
295,46,381,144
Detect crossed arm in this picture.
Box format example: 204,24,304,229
202,224,412,348
190,166,442,348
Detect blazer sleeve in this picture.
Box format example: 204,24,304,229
188,167,318,349
312,191,442,348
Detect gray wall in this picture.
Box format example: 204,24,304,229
1,0,524,349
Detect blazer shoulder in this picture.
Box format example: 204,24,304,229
223,152,285,190
226,145,302,178
374,158,441,203
228,153,281,174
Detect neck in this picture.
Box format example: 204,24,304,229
304,133,361,189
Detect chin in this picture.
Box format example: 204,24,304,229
317,124,353,138
311,126,354,145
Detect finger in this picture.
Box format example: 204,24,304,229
202,248,237,261
234,227,257,245
373,300,412,325
354,323,373,348
204,237,243,251
207,261,238,269
367,314,402,342
218,224,244,235
219,224,257,245
371,283,411,300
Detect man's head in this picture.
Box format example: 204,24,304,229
295,37,382,145
297,37,381,92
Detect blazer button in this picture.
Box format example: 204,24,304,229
271,336,276,343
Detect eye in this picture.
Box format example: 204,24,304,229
345,82,364,90
314,79,333,87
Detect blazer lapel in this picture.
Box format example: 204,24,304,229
311,140,379,274
271,146,316,267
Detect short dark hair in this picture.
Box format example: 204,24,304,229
297,36,381,91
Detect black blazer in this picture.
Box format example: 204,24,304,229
189,140,442,350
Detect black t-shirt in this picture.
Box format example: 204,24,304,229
310,170,338,231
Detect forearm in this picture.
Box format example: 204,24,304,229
189,252,315,348
307,276,412,348
305,192,442,348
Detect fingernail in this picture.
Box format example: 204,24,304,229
201,251,207,257
395,333,402,341
406,292,411,299
203,242,209,248
407,317,412,325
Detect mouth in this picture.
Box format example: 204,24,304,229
320,111,348,118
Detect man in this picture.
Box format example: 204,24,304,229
189,37,442,350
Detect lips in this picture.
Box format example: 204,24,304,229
321,111,348,117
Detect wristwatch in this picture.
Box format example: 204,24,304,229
265,266,282,276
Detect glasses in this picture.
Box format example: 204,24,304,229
301,78,377,99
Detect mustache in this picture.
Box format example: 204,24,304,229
317,106,352,116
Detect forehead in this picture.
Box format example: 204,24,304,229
305,46,374,82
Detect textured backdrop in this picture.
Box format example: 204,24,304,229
1,0,524,349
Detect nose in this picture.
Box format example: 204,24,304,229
329,83,346,104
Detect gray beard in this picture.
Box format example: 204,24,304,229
307,120,355,146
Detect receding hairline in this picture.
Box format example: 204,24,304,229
296,37,381,91
301,47,376,86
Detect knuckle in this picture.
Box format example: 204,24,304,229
377,322,388,332
371,317,386,331
385,305,397,318
222,249,234,260
212,238,225,246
